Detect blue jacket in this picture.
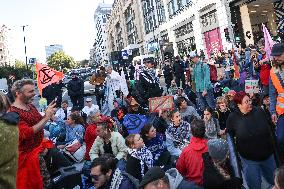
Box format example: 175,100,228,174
193,61,212,92
144,134,167,164
65,124,85,144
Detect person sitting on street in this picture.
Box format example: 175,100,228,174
139,166,202,189
203,107,220,139
82,97,99,117
90,154,138,189
168,80,178,96
55,100,72,121
89,122,127,170
176,118,208,186
140,124,171,168
202,138,243,189
125,134,154,181
165,109,191,158
177,96,200,123
57,113,85,149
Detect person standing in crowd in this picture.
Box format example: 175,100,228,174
226,91,276,189
125,134,154,181
55,100,72,121
10,79,56,189
42,80,64,108
191,51,215,111
90,155,138,189
128,63,135,80
90,66,106,110
270,43,284,158
139,166,202,189
136,58,163,107
163,59,173,92
176,119,208,186
165,109,191,158
67,72,84,109
173,55,186,88
257,44,270,95
82,98,99,117
0,92,19,189
223,52,233,79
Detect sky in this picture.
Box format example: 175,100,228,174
0,0,113,62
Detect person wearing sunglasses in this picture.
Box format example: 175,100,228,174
90,154,137,189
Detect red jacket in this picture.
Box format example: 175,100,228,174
84,124,97,160
176,137,208,186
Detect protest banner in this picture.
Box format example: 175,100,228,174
245,80,259,94
123,114,148,134
149,96,174,113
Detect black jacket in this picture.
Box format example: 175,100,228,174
173,60,185,76
203,153,242,189
136,71,162,106
125,154,149,182
226,107,274,161
163,65,173,81
67,78,84,97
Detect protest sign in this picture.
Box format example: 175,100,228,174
245,80,259,94
123,114,148,134
149,96,174,113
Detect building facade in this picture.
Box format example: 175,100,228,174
105,0,146,65
0,25,14,67
45,44,63,59
91,3,113,66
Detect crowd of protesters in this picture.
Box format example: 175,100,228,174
2,42,284,189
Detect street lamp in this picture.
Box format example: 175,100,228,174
21,25,29,75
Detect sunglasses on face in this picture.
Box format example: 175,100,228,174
90,174,102,181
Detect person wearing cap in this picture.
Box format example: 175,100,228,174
82,98,99,117
191,51,215,111
136,57,163,107
269,43,284,158
202,139,243,189
67,72,84,109
139,166,202,189
173,55,186,89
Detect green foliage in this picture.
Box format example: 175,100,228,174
15,59,26,69
46,51,77,72
0,65,32,83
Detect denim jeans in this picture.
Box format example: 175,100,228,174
196,89,215,111
240,154,276,189
276,115,284,157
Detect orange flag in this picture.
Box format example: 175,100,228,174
36,62,64,96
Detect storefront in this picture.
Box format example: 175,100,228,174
229,0,284,46
199,4,223,56
172,16,196,57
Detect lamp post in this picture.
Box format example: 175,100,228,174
21,25,29,75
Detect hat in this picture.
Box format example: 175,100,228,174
189,51,198,58
144,57,154,64
228,90,236,96
86,98,92,102
208,139,229,162
271,43,284,56
139,167,165,188
222,87,230,94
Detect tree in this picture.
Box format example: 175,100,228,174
46,51,77,72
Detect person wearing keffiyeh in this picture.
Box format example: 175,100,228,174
166,109,191,158
125,134,154,181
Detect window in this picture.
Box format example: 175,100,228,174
167,0,192,18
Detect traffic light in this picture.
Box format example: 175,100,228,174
224,28,230,41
